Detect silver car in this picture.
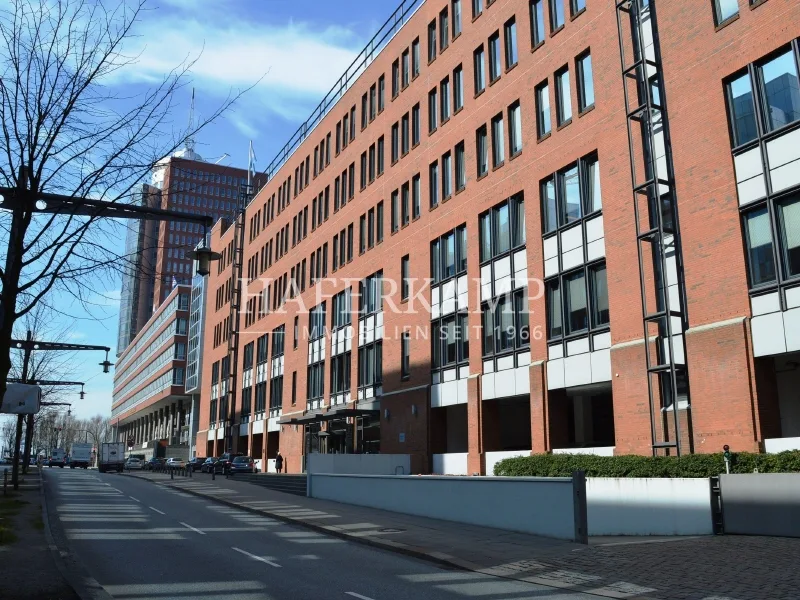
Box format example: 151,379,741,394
165,457,185,469
125,457,143,470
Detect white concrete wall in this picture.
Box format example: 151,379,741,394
432,453,468,475
309,473,578,540
553,446,615,456
306,453,411,475
587,478,713,536
485,450,529,476
764,437,800,453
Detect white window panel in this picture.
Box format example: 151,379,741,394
457,275,468,297
377,312,383,327
561,224,583,252
785,308,800,352
766,128,800,170
494,275,512,297
737,175,767,206
547,358,565,390
564,353,592,387
566,336,590,356
513,249,527,272
593,331,611,350
734,147,764,183
459,365,470,378
770,160,800,193
586,238,605,262
514,265,528,289
548,344,563,360
544,256,559,277
585,215,604,243
751,312,787,357
515,366,530,395
483,373,496,399
496,354,514,371
590,349,611,383
786,286,800,309
483,359,495,374
365,327,374,343
442,279,456,301
517,350,530,366
543,236,558,260
494,255,511,280
441,296,456,316
442,368,456,382
561,246,583,271
432,371,441,384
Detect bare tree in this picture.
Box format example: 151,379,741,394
0,0,248,406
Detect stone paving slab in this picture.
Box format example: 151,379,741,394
121,471,799,600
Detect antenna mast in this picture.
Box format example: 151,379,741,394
186,88,196,153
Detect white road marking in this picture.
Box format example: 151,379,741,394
345,593,376,600
231,546,281,568
180,522,206,535
129,496,141,502
149,506,165,515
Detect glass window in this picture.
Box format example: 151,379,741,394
560,165,581,224
402,183,410,226
454,65,464,111
759,50,800,132
402,113,410,154
473,0,483,18
489,32,501,82
401,50,410,88
455,141,466,191
590,264,610,327
571,0,586,15
412,38,420,77
430,161,439,207
432,321,441,369
444,231,456,278
413,174,421,218
401,333,410,379
377,201,384,242
428,20,437,62
391,190,399,233
493,203,510,255
441,77,451,121
504,18,518,69
453,0,462,37
556,67,572,125
577,52,594,111
457,225,467,274
778,195,800,278
481,305,494,355
543,178,557,234
727,73,757,147
440,9,449,50
442,152,452,199
744,207,777,286
444,317,457,364
476,125,488,176
586,157,602,213
546,279,562,338
530,0,545,47
429,88,438,132
513,196,526,247
550,0,565,30
536,81,551,137
402,255,410,300
412,103,421,146
431,238,441,283
564,270,588,335
491,113,504,167
515,290,530,347
495,295,515,353
509,101,523,155
713,0,738,25
480,212,492,262
474,46,486,94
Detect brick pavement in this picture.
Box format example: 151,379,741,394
122,471,799,600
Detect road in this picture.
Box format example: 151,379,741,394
42,468,600,600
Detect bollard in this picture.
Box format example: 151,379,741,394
170,468,174,480
189,465,192,478
212,467,215,481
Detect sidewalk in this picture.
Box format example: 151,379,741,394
124,471,800,600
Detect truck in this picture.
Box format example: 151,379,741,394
48,448,66,467
69,443,93,469
98,442,126,473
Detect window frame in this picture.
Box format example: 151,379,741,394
536,80,551,139
488,31,502,83
576,50,595,113
504,17,518,70
555,65,572,127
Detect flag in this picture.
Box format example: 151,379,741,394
171,276,178,289
248,140,257,185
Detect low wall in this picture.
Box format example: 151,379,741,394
485,450,530,476
764,437,800,453
308,473,585,541
553,446,615,456
306,453,411,475
587,478,713,536
720,473,800,537
432,453,468,475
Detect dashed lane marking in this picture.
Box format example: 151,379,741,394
232,546,281,568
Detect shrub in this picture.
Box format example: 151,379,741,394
493,451,800,478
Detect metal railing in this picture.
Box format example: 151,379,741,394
263,0,425,182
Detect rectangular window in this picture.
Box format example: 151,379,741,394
726,73,757,147
347,223,354,261
474,46,486,94
550,0,565,31
508,101,522,156
401,332,410,380
590,264,610,327
479,193,525,262
556,66,572,125
350,106,356,140
577,51,595,112
378,75,385,112
360,152,367,189
291,372,297,405
369,144,376,182
489,32,501,82
476,124,488,177
440,8,449,51
370,83,377,120
429,161,439,208
473,0,483,19
453,65,464,111
402,182,410,226
377,201,384,242
391,122,399,163
778,195,800,278
428,88,438,133
401,255,410,300
504,18,518,69
442,151,452,200
428,20,437,62
391,189,399,233
713,0,738,25
392,59,400,98
491,113,505,167
361,93,368,129
453,0,462,37
759,49,800,133
564,270,587,335
360,214,366,254
377,136,385,175
368,208,375,248
530,0,545,47
402,49,410,88
559,164,581,224
455,141,466,191
412,37,420,77
744,207,777,286
401,113,410,155
412,103,421,146
571,0,586,16
412,174,421,219
546,279,562,338
441,76,451,122
586,155,602,213
293,316,299,349
536,80,551,138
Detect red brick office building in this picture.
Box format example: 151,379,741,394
196,0,800,474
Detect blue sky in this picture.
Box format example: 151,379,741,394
55,0,400,418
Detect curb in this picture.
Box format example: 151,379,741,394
121,473,657,600
39,469,114,600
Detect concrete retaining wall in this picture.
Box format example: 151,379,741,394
306,454,411,475
720,473,800,537
587,478,713,536
308,473,585,541
432,453,468,475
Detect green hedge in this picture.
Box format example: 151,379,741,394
493,451,800,478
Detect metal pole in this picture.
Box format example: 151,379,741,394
12,330,33,489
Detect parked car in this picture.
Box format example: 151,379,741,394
165,457,185,469
125,457,143,470
200,457,218,473
144,457,166,471
214,452,243,474
228,456,255,474
186,457,206,472
47,456,66,468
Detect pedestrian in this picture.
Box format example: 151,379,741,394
275,451,283,474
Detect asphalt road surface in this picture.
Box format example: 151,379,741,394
43,468,599,600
